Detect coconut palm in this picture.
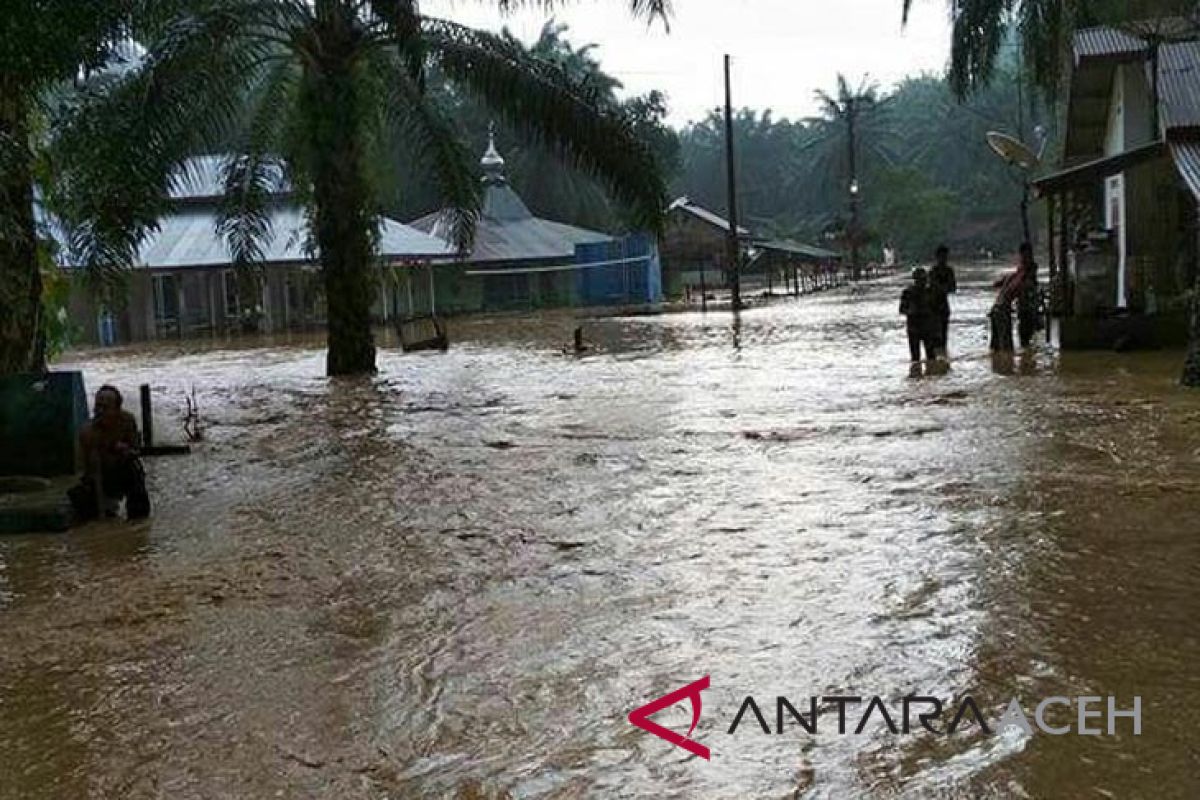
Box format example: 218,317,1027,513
52,0,669,376
0,1,137,375
806,74,894,277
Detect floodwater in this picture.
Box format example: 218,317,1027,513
2,265,1199,799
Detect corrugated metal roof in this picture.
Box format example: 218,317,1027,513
1170,141,1200,199
1033,140,1166,196
134,204,453,268
757,239,840,261
1075,20,1197,61
667,196,751,236
411,181,610,264
1156,40,1200,129
168,155,290,201
1075,26,1147,61
57,202,453,269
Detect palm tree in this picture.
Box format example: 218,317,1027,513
903,0,1198,99
0,1,134,375
52,1,669,376
807,75,893,278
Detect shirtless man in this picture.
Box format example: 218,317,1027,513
68,385,151,521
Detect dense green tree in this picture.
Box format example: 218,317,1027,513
0,1,136,375
672,67,1039,264
869,166,959,258
675,109,819,235
51,1,668,376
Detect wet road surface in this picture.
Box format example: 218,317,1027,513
2,265,1198,798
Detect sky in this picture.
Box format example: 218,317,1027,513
423,0,954,125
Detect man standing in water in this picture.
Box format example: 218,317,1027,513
900,267,937,363
929,245,957,355
68,385,151,521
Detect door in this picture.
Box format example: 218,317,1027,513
1107,174,1127,308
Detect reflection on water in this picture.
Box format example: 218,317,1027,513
1,265,1198,798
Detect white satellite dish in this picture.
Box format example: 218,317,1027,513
986,131,1040,170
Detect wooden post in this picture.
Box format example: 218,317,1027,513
140,384,154,449
1046,195,1056,342
1059,190,1071,318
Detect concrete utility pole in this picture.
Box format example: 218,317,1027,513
847,98,860,280
723,54,741,311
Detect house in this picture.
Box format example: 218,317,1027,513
64,155,454,344
750,239,844,295
1034,22,1200,348
407,135,662,314
658,197,752,297
658,197,844,298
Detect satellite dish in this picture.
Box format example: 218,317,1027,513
986,131,1040,170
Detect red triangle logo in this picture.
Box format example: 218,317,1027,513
628,675,711,760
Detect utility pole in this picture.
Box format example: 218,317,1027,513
723,54,741,311
847,98,860,280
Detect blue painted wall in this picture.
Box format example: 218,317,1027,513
574,234,662,307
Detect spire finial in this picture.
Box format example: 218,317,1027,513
481,121,506,183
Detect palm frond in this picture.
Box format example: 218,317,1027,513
50,0,298,276
424,18,667,232
369,47,481,251
217,153,283,274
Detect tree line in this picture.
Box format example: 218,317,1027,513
433,24,1050,264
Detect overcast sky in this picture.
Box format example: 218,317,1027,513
423,0,953,125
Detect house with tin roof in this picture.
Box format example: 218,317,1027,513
65,155,454,344
1034,21,1200,348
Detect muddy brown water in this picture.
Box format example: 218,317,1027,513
2,265,1198,798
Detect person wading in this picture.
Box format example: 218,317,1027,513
900,267,938,364
990,243,1040,352
68,385,151,521
929,244,957,356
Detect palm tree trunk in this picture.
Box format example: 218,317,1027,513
0,91,44,376
303,60,378,377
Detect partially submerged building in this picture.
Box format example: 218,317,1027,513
65,156,453,344
407,136,662,314
1034,22,1200,348
658,197,842,297
750,239,844,294
658,197,752,297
